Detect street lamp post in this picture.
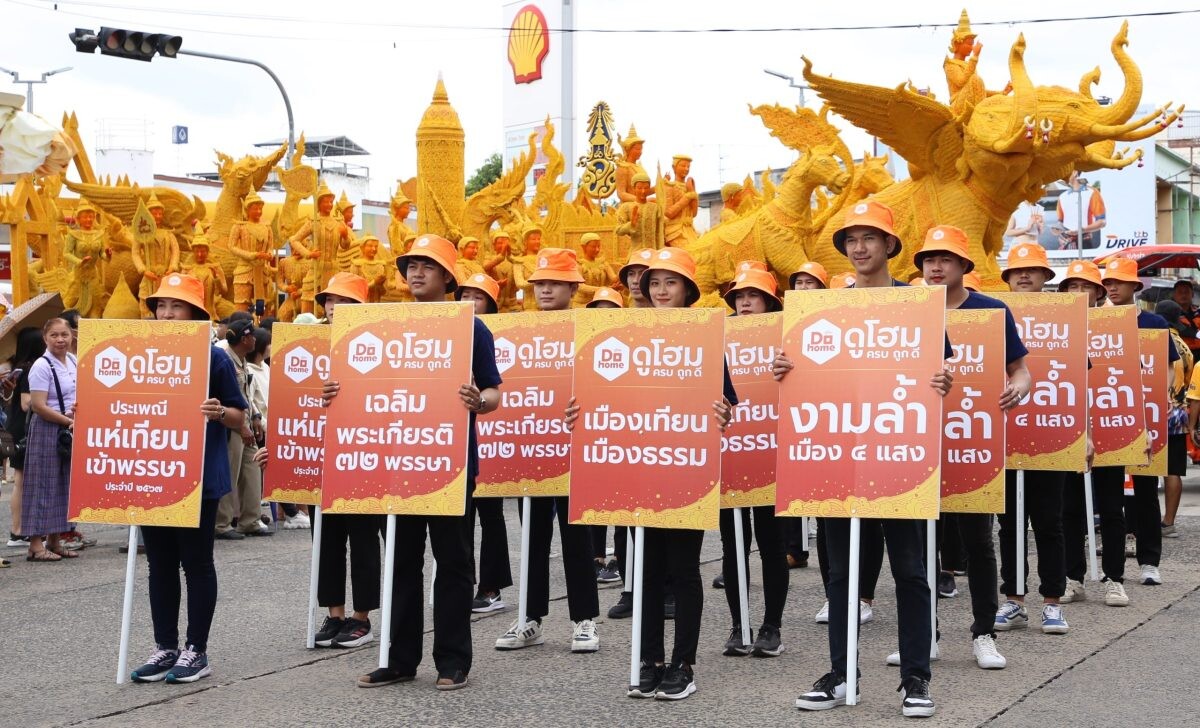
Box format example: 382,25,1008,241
0,66,72,113
763,68,809,108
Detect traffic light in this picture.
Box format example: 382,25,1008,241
68,27,181,61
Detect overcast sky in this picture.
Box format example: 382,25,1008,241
3,0,1198,200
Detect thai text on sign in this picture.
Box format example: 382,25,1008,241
941,308,1006,514
1088,306,1148,468
322,302,474,515
68,320,211,527
264,323,329,505
568,308,725,530
993,293,1089,471
775,286,946,520
721,312,781,508
475,311,573,497
1129,329,1168,477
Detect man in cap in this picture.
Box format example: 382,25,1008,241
789,261,829,291
663,155,699,247
325,235,501,691
1170,279,1200,356
995,242,1071,636
616,172,665,251
917,225,1031,671
229,192,276,313
494,249,601,654
215,316,268,540
132,191,182,318
778,200,952,717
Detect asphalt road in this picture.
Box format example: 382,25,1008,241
2,477,1200,727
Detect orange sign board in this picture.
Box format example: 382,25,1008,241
993,293,1089,471
475,311,573,497
264,323,330,506
322,303,474,515
68,320,211,527
941,309,1006,514
1088,306,1149,468
568,308,725,530
1129,329,1168,477
775,287,946,520
721,313,781,508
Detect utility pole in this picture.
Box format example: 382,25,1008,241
0,66,73,113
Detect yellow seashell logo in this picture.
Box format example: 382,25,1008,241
508,4,550,84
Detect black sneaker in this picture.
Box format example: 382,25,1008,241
215,529,245,540
723,625,752,656
357,667,414,688
314,616,347,647
751,624,784,657
627,661,664,698
164,647,211,683
130,647,179,682
471,590,506,613
597,559,621,584
899,676,936,717
796,671,856,711
608,592,633,619
937,572,958,599
664,595,676,620
332,617,374,648
655,661,696,700
712,573,725,589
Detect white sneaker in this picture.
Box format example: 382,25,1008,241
859,600,873,625
6,538,26,548
972,634,1006,669
571,619,599,653
1125,533,1137,557
290,511,311,529
886,643,939,666
994,600,1028,631
1041,604,1069,635
1103,579,1130,607
1141,564,1162,585
815,601,830,624
1060,579,1086,604
495,618,544,650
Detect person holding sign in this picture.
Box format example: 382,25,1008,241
1102,259,1176,589
996,242,1072,636
130,275,248,683
717,268,790,658
916,226,1030,670
586,287,624,309
494,249,601,653
778,200,951,717
324,235,501,691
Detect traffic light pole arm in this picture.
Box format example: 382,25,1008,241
177,48,293,169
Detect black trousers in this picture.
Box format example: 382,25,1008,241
641,527,704,665
615,525,631,596
782,516,810,562
317,514,383,611
719,506,789,628
589,525,608,561
527,496,599,622
937,514,998,638
1064,466,1127,582
824,518,930,682
468,496,512,593
940,514,967,573
386,507,474,677
143,497,219,652
817,517,884,600
998,470,1066,599
1127,475,1163,567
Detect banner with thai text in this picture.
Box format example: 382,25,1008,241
568,308,724,529
993,293,1089,471
1088,306,1148,468
475,311,573,497
68,320,211,527
941,309,1006,514
264,323,329,505
775,286,945,520
1129,329,1168,477
322,302,474,515
721,313,780,508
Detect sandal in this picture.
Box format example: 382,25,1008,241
50,547,80,559
26,549,62,563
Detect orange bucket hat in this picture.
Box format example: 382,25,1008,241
963,271,983,292
1101,258,1144,292
146,273,210,320
1058,260,1106,299
914,225,975,273
455,272,500,314
527,247,585,284
830,272,857,289
1002,242,1055,282
639,247,701,306
396,234,459,293
586,286,625,308
834,199,902,258
909,272,928,286
724,268,782,312
316,271,369,307
734,260,769,275
789,261,829,289
618,247,655,286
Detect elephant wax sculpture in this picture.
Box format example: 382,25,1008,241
182,232,227,316
228,193,277,311
801,22,1182,288
131,192,182,317
287,182,352,303
63,200,111,318
615,172,664,251
663,155,699,247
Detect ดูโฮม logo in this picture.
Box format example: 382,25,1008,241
592,336,630,382
800,319,841,365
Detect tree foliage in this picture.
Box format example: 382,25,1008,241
466,153,504,197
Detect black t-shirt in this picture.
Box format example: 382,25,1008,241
955,291,1030,365
469,317,503,480
5,370,30,440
